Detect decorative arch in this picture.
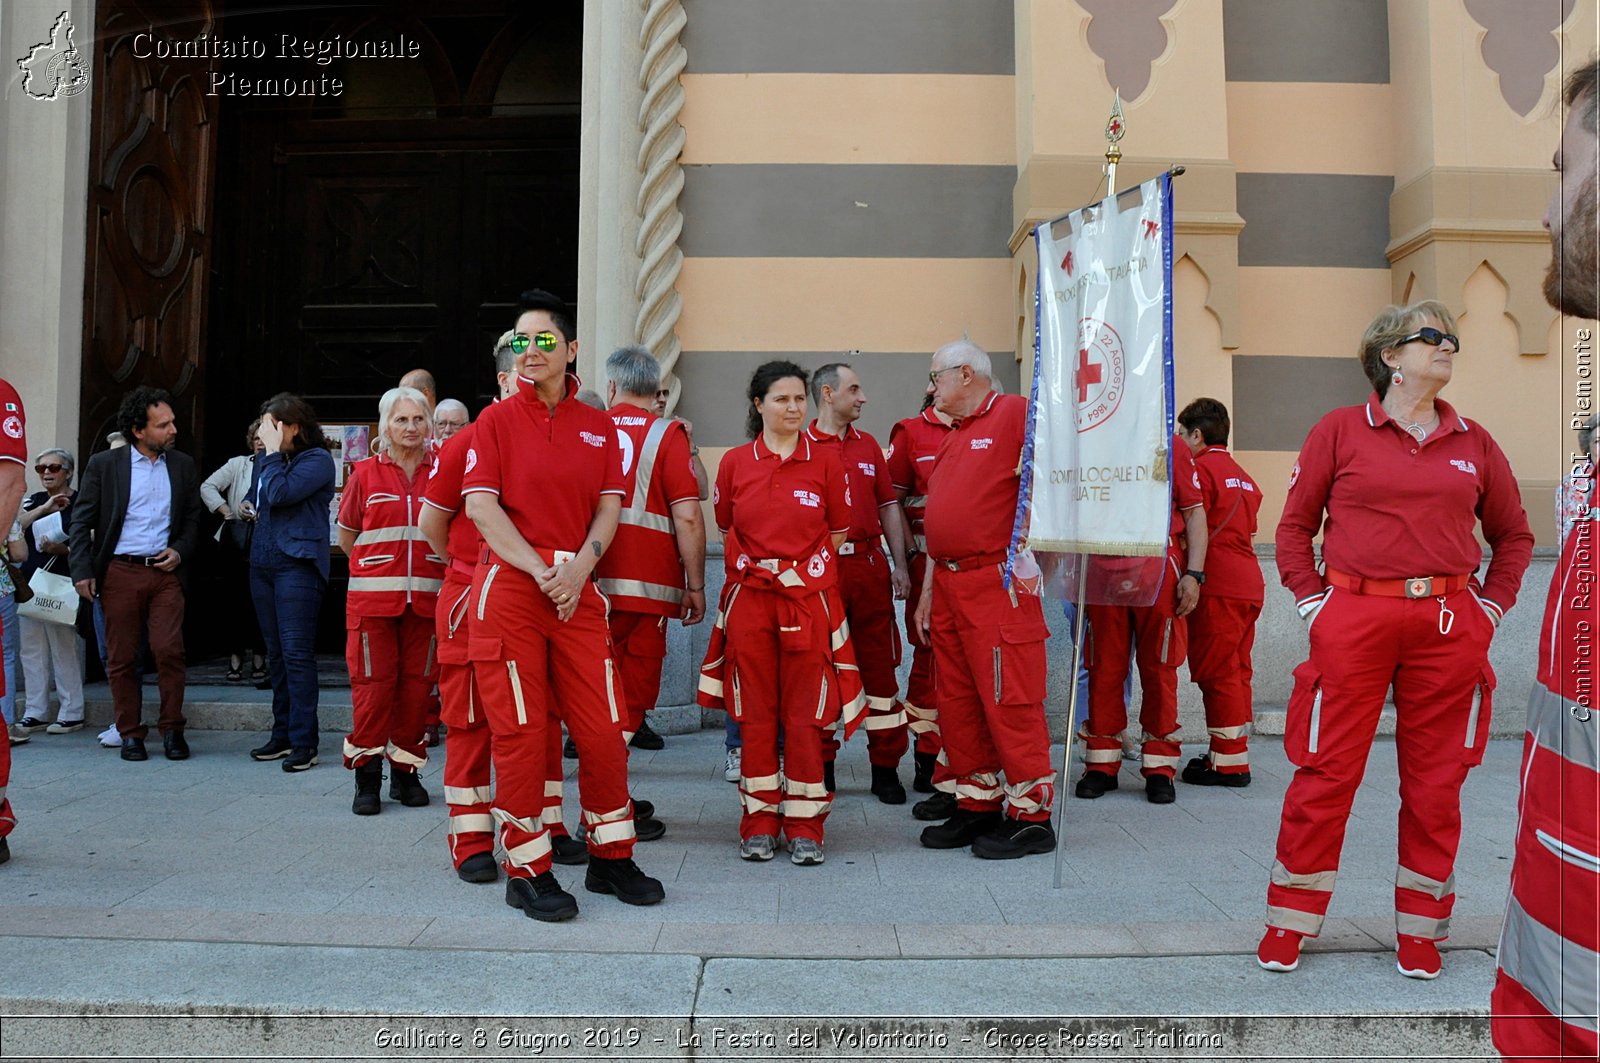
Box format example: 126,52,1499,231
1463,0,1577,117
1077,0,1179,103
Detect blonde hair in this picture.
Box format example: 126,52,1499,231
1358,299,1457,398
377,386,433,455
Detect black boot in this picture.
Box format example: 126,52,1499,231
585,856,665,906
635,816,667,842
919,808,1002,849
870,764,907,805
389,769,431,807
1181,755,1252,788
506,872,578,922
550,833,589,866
823,760,836,793
912,790,958,821
631,798,655,820
1074,771,1119,799
912,751,937,793
971,818,1056,860
1145,774,1177,804
352,761,383,816
629,718,665,750
456,851,499,884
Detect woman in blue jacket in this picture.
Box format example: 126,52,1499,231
247,393,336,772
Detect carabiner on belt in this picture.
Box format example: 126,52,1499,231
1435,596,1455,636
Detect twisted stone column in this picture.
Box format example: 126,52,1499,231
634,0,687,413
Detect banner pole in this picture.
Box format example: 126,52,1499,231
1051,555,1091,890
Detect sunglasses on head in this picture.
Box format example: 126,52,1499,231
1398,326,1460,352
34,463,64,474
509,331,560,355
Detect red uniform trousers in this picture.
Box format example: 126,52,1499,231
1186,595,1261,775
1083,566,1187,779
905,553,955,792
1267,587,1496,940
470,559,634,879
931,565,1053,821
823,550,907,767
0,609,12,839
724,584,835,842
609,609,667,738
437,573,492,868
343,608,437,773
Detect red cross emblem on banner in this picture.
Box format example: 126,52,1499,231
1061,250,1075,276
1143,219,1160,240
1076,347,1103,403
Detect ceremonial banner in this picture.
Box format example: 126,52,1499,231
1013,174,1175,602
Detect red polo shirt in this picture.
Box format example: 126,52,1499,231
1168,435,1205,538
0,380,24,466
1193,444,1264,603
1276,394,1534,610
804,421,896,541
886,408,953,539
713,434,849,564
923,391,1028,559
460,376,625,550
420,422,482,575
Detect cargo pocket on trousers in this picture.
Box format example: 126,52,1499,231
1283,660,1326,768
994,624,1048,706
467,636,503,663
1460,664,1495,766
345,615,372,679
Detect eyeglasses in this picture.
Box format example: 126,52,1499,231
33,464,64,474
1397,327,1460,352
509,331,560,355
928,365,965,385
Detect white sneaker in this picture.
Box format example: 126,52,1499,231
739,833,775,861
723,747,741,783
98,725,121,748
8,724,31,746
46,720,84,735
788,837,825,865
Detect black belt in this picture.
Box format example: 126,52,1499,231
112,553,163,566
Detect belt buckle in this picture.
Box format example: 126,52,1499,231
1404,577,1433,599
552,550,575,565
757,558,779,573
143,555,159,567
944,560,960,572
838,542,855,556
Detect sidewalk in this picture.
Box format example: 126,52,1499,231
0,727,1515,1059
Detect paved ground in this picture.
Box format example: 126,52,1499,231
0,727,1517,1060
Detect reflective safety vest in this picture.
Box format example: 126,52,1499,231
1492,516,1599,1062
595,413,690,617
339,453,445,618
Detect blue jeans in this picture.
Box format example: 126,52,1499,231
725,715,741,750
0,593,17,726
250,553,325,749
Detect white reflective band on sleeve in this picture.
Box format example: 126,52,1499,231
783,778,829,799
343,739,385,761
780,798,832,818
839,690,867,728
544,780,564,798
1527,683,1599,771
1082,747,1123,763
830,620,849,652
504,834,553,868
349,576,445,594
1206,724,1250,740
1396,911,1449,939
595,577,684,604
386,742,426,768
1396,864,1456,900
1271,860,1337,892
448,813,496,835
1209,751,1250,767
742,773,781,792
444,785,494,806
1498,896,1600,1034
506,660,528,726
1266,905,1326,937
740,793,782,815
354,526,426,546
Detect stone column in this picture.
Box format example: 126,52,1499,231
0,0,95,459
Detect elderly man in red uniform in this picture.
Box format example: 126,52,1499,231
1176,398,1264,787
912,340,1055,859
1075,436,1208,805
463,291,663,921
805,362,913,803
0,377,27,862
888,396,956,819
597,345,706,817
1492,58,1600,1061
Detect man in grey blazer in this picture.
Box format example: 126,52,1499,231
69,387,202,762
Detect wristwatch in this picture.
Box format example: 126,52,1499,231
1184,569,1206,585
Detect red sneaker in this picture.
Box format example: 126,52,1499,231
1256,927,1304,972
1396,935,1441,979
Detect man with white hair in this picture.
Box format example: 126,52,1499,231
432,399,469,442
911,340,1056,858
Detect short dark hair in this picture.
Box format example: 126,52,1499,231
1565,58,1599,133
810,362,848,406
1177,397,1231,446
746,360,808,440
116,387,174,443
518,288,576,344
259,392,330,453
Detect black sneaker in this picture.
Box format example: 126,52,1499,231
870,764,907,805
1146,774,1177,804
972,819,1056,860
912,751,937,793
635,815,667,842
282,748,318,772
456,851,499,884
506,872,578,922
629,719,665,750
912,791,958,821
563,736,578,760
352,761,383,815
0,837,9,865
919,808,1002,849
1074,771,1119,799
631,798,655,820
250,737,292,761
389,770,431,807
1181,756,1251,787
585,856,665,906
823,760,836,793
551,833,590,866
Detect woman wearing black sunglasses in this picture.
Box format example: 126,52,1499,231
1260,299,1533,980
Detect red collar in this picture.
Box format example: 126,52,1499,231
805,420,861,444
514,372,582,410
919,406,952,428
957,390,1001,425
1197,444,1230,457
753,434,812,463
1363,393,1469,435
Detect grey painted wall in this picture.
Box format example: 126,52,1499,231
1236,173,1395,269
1223,0,1391,83
1232,355,1374,452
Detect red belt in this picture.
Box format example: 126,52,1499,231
933,550,1009,573
837,539,880,557
1325,567,1471,599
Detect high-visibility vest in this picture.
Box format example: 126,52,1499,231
1492,515,1599,1062
340,453,445,618
595,413,690,617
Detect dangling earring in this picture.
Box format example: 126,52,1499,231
1391,368,1404,387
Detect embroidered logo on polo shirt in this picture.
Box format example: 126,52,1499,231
465,448,478,473
2,415,21,440
808,554,825,578
858,462,876,477
579,431,606,448
1287,462,1300,491
970,438,993,450
1450,459,1478,476
793,490,820,508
